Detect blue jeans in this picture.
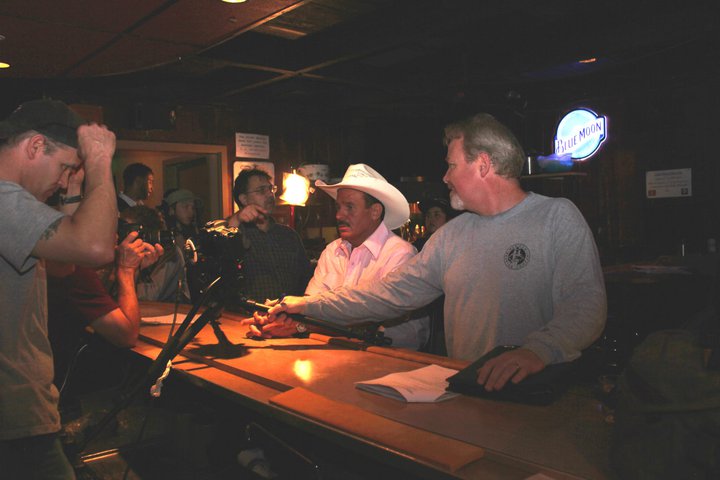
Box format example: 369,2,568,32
0,433,76,480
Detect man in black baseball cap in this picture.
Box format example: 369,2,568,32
0,98,118,478
0,98,86,148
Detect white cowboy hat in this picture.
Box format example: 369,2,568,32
315,164,410,230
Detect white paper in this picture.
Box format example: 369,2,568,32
141,314,182,325
235,133,269,159
646,168,692,198
355,364,460,403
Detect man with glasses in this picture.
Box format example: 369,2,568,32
226,168,312,303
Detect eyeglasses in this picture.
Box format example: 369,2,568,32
245,184,277,196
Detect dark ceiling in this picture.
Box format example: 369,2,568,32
1,0,718,118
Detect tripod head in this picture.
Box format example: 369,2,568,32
184,219,249,303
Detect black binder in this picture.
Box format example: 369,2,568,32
445,345,576,406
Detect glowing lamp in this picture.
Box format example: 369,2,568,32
279,170,310,206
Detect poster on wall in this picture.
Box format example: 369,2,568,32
232,161,275,212
235,133,269,159
646,168,692,199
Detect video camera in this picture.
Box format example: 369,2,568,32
118,220,176,251
183,220,250,300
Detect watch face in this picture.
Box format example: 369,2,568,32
295,322,307,333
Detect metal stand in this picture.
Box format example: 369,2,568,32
72,278,389,462
72,275,238,459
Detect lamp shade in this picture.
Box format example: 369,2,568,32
279,171,310,206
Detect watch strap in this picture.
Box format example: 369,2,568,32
60,194,83,205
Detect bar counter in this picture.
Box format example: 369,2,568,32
134,302,615,479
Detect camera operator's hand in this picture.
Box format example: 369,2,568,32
227,204,269,227
140,243,164,270
116,231,163,270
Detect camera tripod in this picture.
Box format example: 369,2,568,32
71,274,238,460
73,275,390,460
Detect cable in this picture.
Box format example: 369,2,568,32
59,342,89,396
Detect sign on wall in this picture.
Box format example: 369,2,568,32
646,168,692,199
554,108,607,161
235,132,269,159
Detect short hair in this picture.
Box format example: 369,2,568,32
0,130,34,151
41,134,65,155
122,163,153,189
0,130,66,154
362,192,385,223
232,168,271,208
443,113,526,178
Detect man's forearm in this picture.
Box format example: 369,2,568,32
115,266,141,341
70,164,117,253
68,124,118,264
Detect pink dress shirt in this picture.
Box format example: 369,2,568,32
306,223,429,349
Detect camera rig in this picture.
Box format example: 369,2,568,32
118,220,176,251
183,219,249,302
76,219,390,458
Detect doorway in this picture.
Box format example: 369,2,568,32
115,140,231,220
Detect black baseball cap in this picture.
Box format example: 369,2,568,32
419,193,455,217
0,99,85,148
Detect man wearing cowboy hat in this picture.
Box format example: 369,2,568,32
253,164,429,349
264,114,605,392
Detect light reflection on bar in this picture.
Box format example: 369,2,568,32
293,359,313,383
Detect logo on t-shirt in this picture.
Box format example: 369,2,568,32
504,243,529,270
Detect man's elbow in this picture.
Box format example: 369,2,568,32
85,241,116,266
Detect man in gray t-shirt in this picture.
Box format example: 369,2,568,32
261,113,606,393
0,99,117,478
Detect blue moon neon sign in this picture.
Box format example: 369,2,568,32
554,108,607,161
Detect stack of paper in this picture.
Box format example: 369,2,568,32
355,364,460,403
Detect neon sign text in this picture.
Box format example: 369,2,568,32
554,108,607,160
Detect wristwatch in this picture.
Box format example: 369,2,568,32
295,322,308,334
60,194,83,205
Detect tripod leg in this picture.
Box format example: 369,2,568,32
74,278,228,458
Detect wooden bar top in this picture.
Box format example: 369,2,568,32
135,302,614,479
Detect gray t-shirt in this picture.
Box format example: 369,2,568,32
1,181,65,440
304,193,607,363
